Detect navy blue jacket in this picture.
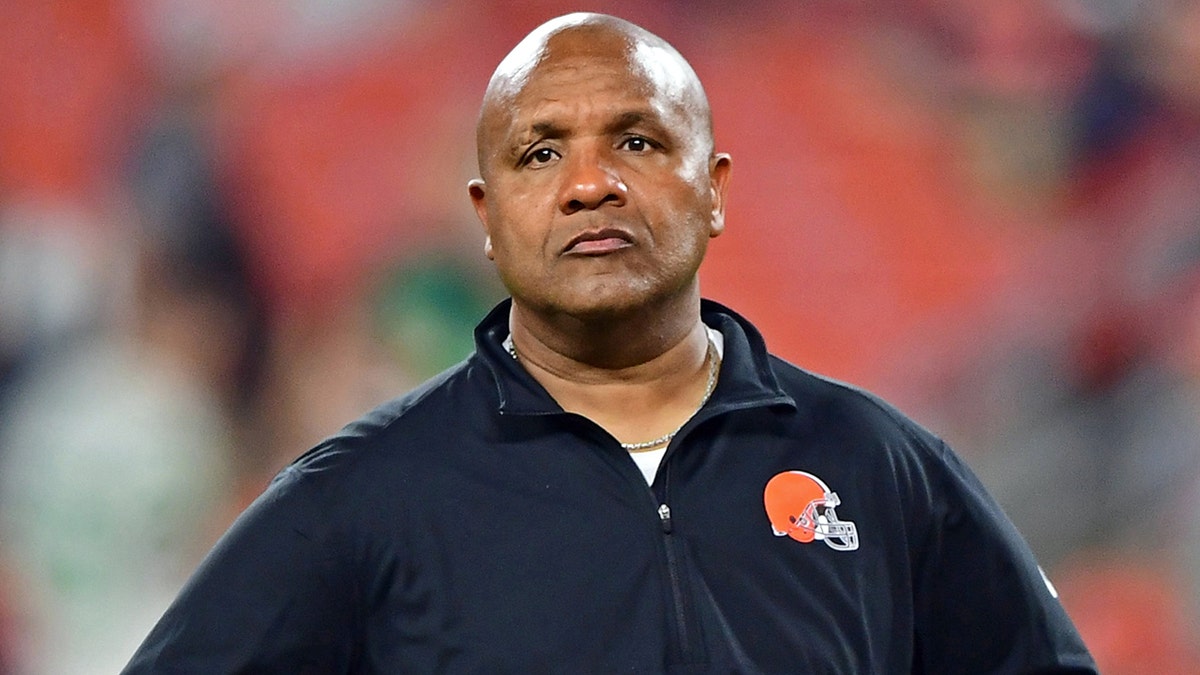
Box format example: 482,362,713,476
123,299,1096,673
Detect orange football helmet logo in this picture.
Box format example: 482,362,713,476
763,471,859,551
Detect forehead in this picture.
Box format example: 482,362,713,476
500,44,693,136
515,51,655,111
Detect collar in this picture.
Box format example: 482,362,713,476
474,298,796,417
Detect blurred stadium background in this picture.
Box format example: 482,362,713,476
1,0,1198,672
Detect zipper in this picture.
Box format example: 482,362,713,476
657,503,673,533
656,469,693,660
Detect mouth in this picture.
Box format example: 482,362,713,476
561,228,635,256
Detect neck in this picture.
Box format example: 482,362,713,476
505,290,717,448
509,286,703,370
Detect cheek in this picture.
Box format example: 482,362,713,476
662,159,714,216
673,153,708,185
645,209,711,275
489,184,554,242
648,180,713,240
487,205,552,275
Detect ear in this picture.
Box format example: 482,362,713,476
467,178,494,260
707,153,732,238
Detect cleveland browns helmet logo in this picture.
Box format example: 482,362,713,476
763,471,859,551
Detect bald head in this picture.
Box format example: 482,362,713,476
465,11,732,331
475,13,714,176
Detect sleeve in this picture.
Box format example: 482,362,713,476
120,461,362,674
910,440,1097,675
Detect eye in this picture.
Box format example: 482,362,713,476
523,147,559,167
620,136,655,153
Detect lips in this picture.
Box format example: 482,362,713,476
562,228,634,255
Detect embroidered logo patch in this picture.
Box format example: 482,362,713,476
763,471,859,551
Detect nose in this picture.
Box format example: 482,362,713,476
558,144,627,214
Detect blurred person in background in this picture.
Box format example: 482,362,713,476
0,208,128,674
923,3,1200,670
121,13,1094,672
0,112,262,674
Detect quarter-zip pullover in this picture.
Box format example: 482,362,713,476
123,299,1096,674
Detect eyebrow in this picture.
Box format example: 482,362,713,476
607,110,672,137
505,108,672,162
524,109,661,140
609,110,648,131
502,120,565,164
528,120,565,138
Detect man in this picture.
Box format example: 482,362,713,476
123,13,1097,673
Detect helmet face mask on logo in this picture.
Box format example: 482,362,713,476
764,471,859,551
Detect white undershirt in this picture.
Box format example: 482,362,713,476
503,325,725,485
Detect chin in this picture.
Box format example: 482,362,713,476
544,277,696,322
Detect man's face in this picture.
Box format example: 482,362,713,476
470,31,730,320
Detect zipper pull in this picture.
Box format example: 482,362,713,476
657,503,673,533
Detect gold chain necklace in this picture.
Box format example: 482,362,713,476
504,335,721,452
